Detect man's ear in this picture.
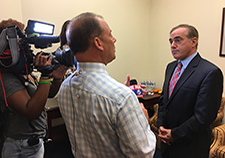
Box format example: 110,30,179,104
94,37,104,51
191,37,198,48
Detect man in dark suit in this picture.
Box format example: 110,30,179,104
157,24,223,158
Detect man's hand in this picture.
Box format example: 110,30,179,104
158,126,174,145
124,75,130,86
34,52,53,67
140,103,149,120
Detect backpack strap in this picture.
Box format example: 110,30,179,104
0,26,20,68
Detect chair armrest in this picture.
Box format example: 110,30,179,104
211,97,225,128
210,124,225,158
149,104,158,127
148,104,161,149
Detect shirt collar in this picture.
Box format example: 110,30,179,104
179,52,198,70
76,62,108,74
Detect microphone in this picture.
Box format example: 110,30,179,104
130,79,137,85
129,79,145,98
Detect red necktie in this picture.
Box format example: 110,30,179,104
169,62,182,98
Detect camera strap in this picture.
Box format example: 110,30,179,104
0,26,20,68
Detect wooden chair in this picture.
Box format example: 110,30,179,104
210,124,225,158
209,97,225,158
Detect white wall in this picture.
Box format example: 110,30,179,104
0,0,23,21
2,0,225,87
1,0,225,121
19,0,153,82
149,0,225,91
149,0,225,123
18,0,225,90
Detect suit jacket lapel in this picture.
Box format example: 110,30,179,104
167,54,201,101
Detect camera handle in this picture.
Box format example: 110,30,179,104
0,26,20,68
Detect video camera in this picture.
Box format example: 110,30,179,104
0,20,75,75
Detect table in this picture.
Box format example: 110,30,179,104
138,94,160,109
138,94,160,117
45,98,71,158
45,98,68,142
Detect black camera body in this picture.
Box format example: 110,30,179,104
36,48,75,74
0,20,75,75
53,48,75,67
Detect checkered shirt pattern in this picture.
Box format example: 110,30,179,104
58,62,156,158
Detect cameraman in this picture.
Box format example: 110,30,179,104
0,19,67,158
